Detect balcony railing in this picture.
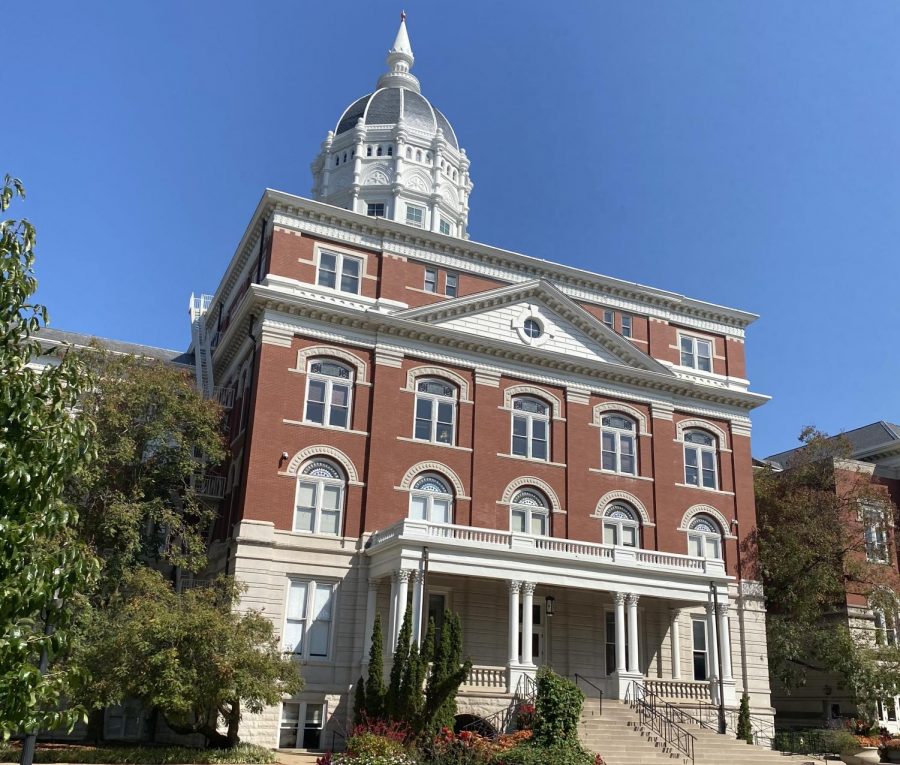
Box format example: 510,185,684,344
191,474,225,499
367,519,725,576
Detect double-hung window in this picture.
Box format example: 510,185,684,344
414,379,456,444
439,219,452,235
687,515,722,559
680,335,713,372
406,205,424,227
366,202,385,217
317,250,362,294
602,310,614,330
284,579,336,659
408,474,453,524
602,504,640,548
600,414,637,475
692,618,709,681
305,360,352,428
445,272,458,297
875,608,898,646
863,505,889,563
683,430,717,489
424,268,438,293
511,397,550,461
510,489,549,536
294,460,344,536
621,314,632,338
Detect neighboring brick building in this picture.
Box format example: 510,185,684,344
765,422,900,731
179,16,775,750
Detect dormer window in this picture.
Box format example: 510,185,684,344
367,202,385,218
406,205,424,228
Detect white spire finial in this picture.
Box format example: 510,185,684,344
377,12,420,93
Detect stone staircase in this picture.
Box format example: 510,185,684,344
579,698,812,765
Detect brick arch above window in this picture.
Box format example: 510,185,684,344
591,490,654,527
295,345,368,383
678,504,736,538
592,402,650,436
502,385,563,419
675,418,729,450
406,365,470,401
285,445,362,485
398,461,468,499
499,476,563,514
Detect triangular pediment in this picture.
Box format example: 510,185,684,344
396,280,673,374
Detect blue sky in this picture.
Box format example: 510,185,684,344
4,2,900,458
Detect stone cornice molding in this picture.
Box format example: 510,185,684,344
405,365,470,401
502,384,563,420
294,344,369,383
499,476,563,515
592,402,650,436
675,418,730,451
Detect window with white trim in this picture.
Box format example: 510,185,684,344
445,272,458,297
439,219,451,236
304,359,353,429
692,618,709,680
621,314,632,338
680,335,712,372
874,607,898,647
406,205,424,227
863,505,889,563
602,503,640,548
511,396,550,461
687,515,722,559
316,250,362,294
601,414,637,475
424,268,438,293
601,309,614,330
683,429,718,489
408,473,453,524
414,378,457,444
294,460,344,536
366,202,385,217
510,489,549,536
284,579,336,659
280,702,326,749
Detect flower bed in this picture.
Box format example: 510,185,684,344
0,743,275,764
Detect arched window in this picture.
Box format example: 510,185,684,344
687,515,722,559
511,397,550,461
414,378,457,445
510,489,549,536
377,145,383,156
343,152,347,163
409,473,453,524
366,146,372,157
305,359,353,429
683,430,717,489
334,155,340,167
351,149,355,159
600,414,637,475
294,459,344,535
406,146,412,158
416,150,422,162
387,146,393,157
602,503,640,548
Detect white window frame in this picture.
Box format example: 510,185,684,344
408,473,454,524
602,309,614,330
679,334,713,372
293,460,345,536
511,396,550,461
510,489,549,536
683,429,718,490
863,505,889,563
279,700,327,749
413,378,457,445
304,359,353,429
621,314,632,338
600,414,637,475
283,579,337,660
406,204,424,227
691,617,709,681
424,267,438,293
602,504,640,548
874,607,898,647
439,218,452,236
445,272,458,297
316,249,362,295
687,515,723,559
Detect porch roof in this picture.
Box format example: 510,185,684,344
365,519,729,604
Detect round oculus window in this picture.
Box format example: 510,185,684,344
522,318,543,339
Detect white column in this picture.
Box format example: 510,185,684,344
626,594,640,674
508,581,521,666
705,602,720,700
614,593,627,673
387,572,399,650
670,609,682,680
521,582,535,667
717,604,734,683
362,579,379,664
393,570,411,649
410,570,424,645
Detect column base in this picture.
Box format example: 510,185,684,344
710,679,738,707
611,671,643,700
507,663,537,694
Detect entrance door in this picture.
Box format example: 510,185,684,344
878,697,899,732
518,598,545,664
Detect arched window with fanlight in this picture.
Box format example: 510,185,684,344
414,378,457,444
687,515,722,559
294,459,345,536
510,488,549,536
683,429,718,489
511,396,550,461
601,414,637,475
304,359,353,429
602,503,640,548
408,473,453,524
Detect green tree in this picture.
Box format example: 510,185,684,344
737,693,752,744
399,641,425,722
386,604,413,720
71,569,302,748
422,611,470,735
0,176,99,738
365,616,385,720
532,667,584,746
352,676,366,725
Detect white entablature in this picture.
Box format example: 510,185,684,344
310,14,473,239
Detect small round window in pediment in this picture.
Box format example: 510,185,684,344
523,318,543,339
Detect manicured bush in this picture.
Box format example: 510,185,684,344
772,729,860,755
531,668,584,746
0,744,275,764
736,693,752,744
491,739,596,765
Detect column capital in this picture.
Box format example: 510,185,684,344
705,601,716,616
626,593,640,607
521,582,536,596
508,580,522,594
669,608,682,619
393,569,413,583
716,603,730,618
613,592,627,607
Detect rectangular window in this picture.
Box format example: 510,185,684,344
406,205,424,227
865,509,888,563
424,268,437,293
621,314,632,338
366,203,385,217
445,273,458,297
439,219,451,235
680,336,713,372
605,611,616,675
284,580,335,659
279,702,325,749
692,619,708,681
602,310,614,330
317,250,362,295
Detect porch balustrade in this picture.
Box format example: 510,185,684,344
644,679,711,702
460,665,507,692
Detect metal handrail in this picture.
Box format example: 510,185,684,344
625,681,695,765
572,674,604,714
330,728,346,752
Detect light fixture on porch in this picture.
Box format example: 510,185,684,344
545,596,555,617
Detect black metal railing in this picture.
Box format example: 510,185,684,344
625,681,695,765
329,728,346,752
572,674,604,714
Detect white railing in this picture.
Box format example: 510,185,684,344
644,679,711,701
461,665,507,691
191,474,225,499
367,519,724,576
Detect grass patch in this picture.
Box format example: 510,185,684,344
0,743,275,764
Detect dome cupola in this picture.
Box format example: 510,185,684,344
310,13,473,239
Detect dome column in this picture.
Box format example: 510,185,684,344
391,183,403,223
320,132,334,199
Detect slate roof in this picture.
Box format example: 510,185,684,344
36,327,194,367
765,421,900,469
